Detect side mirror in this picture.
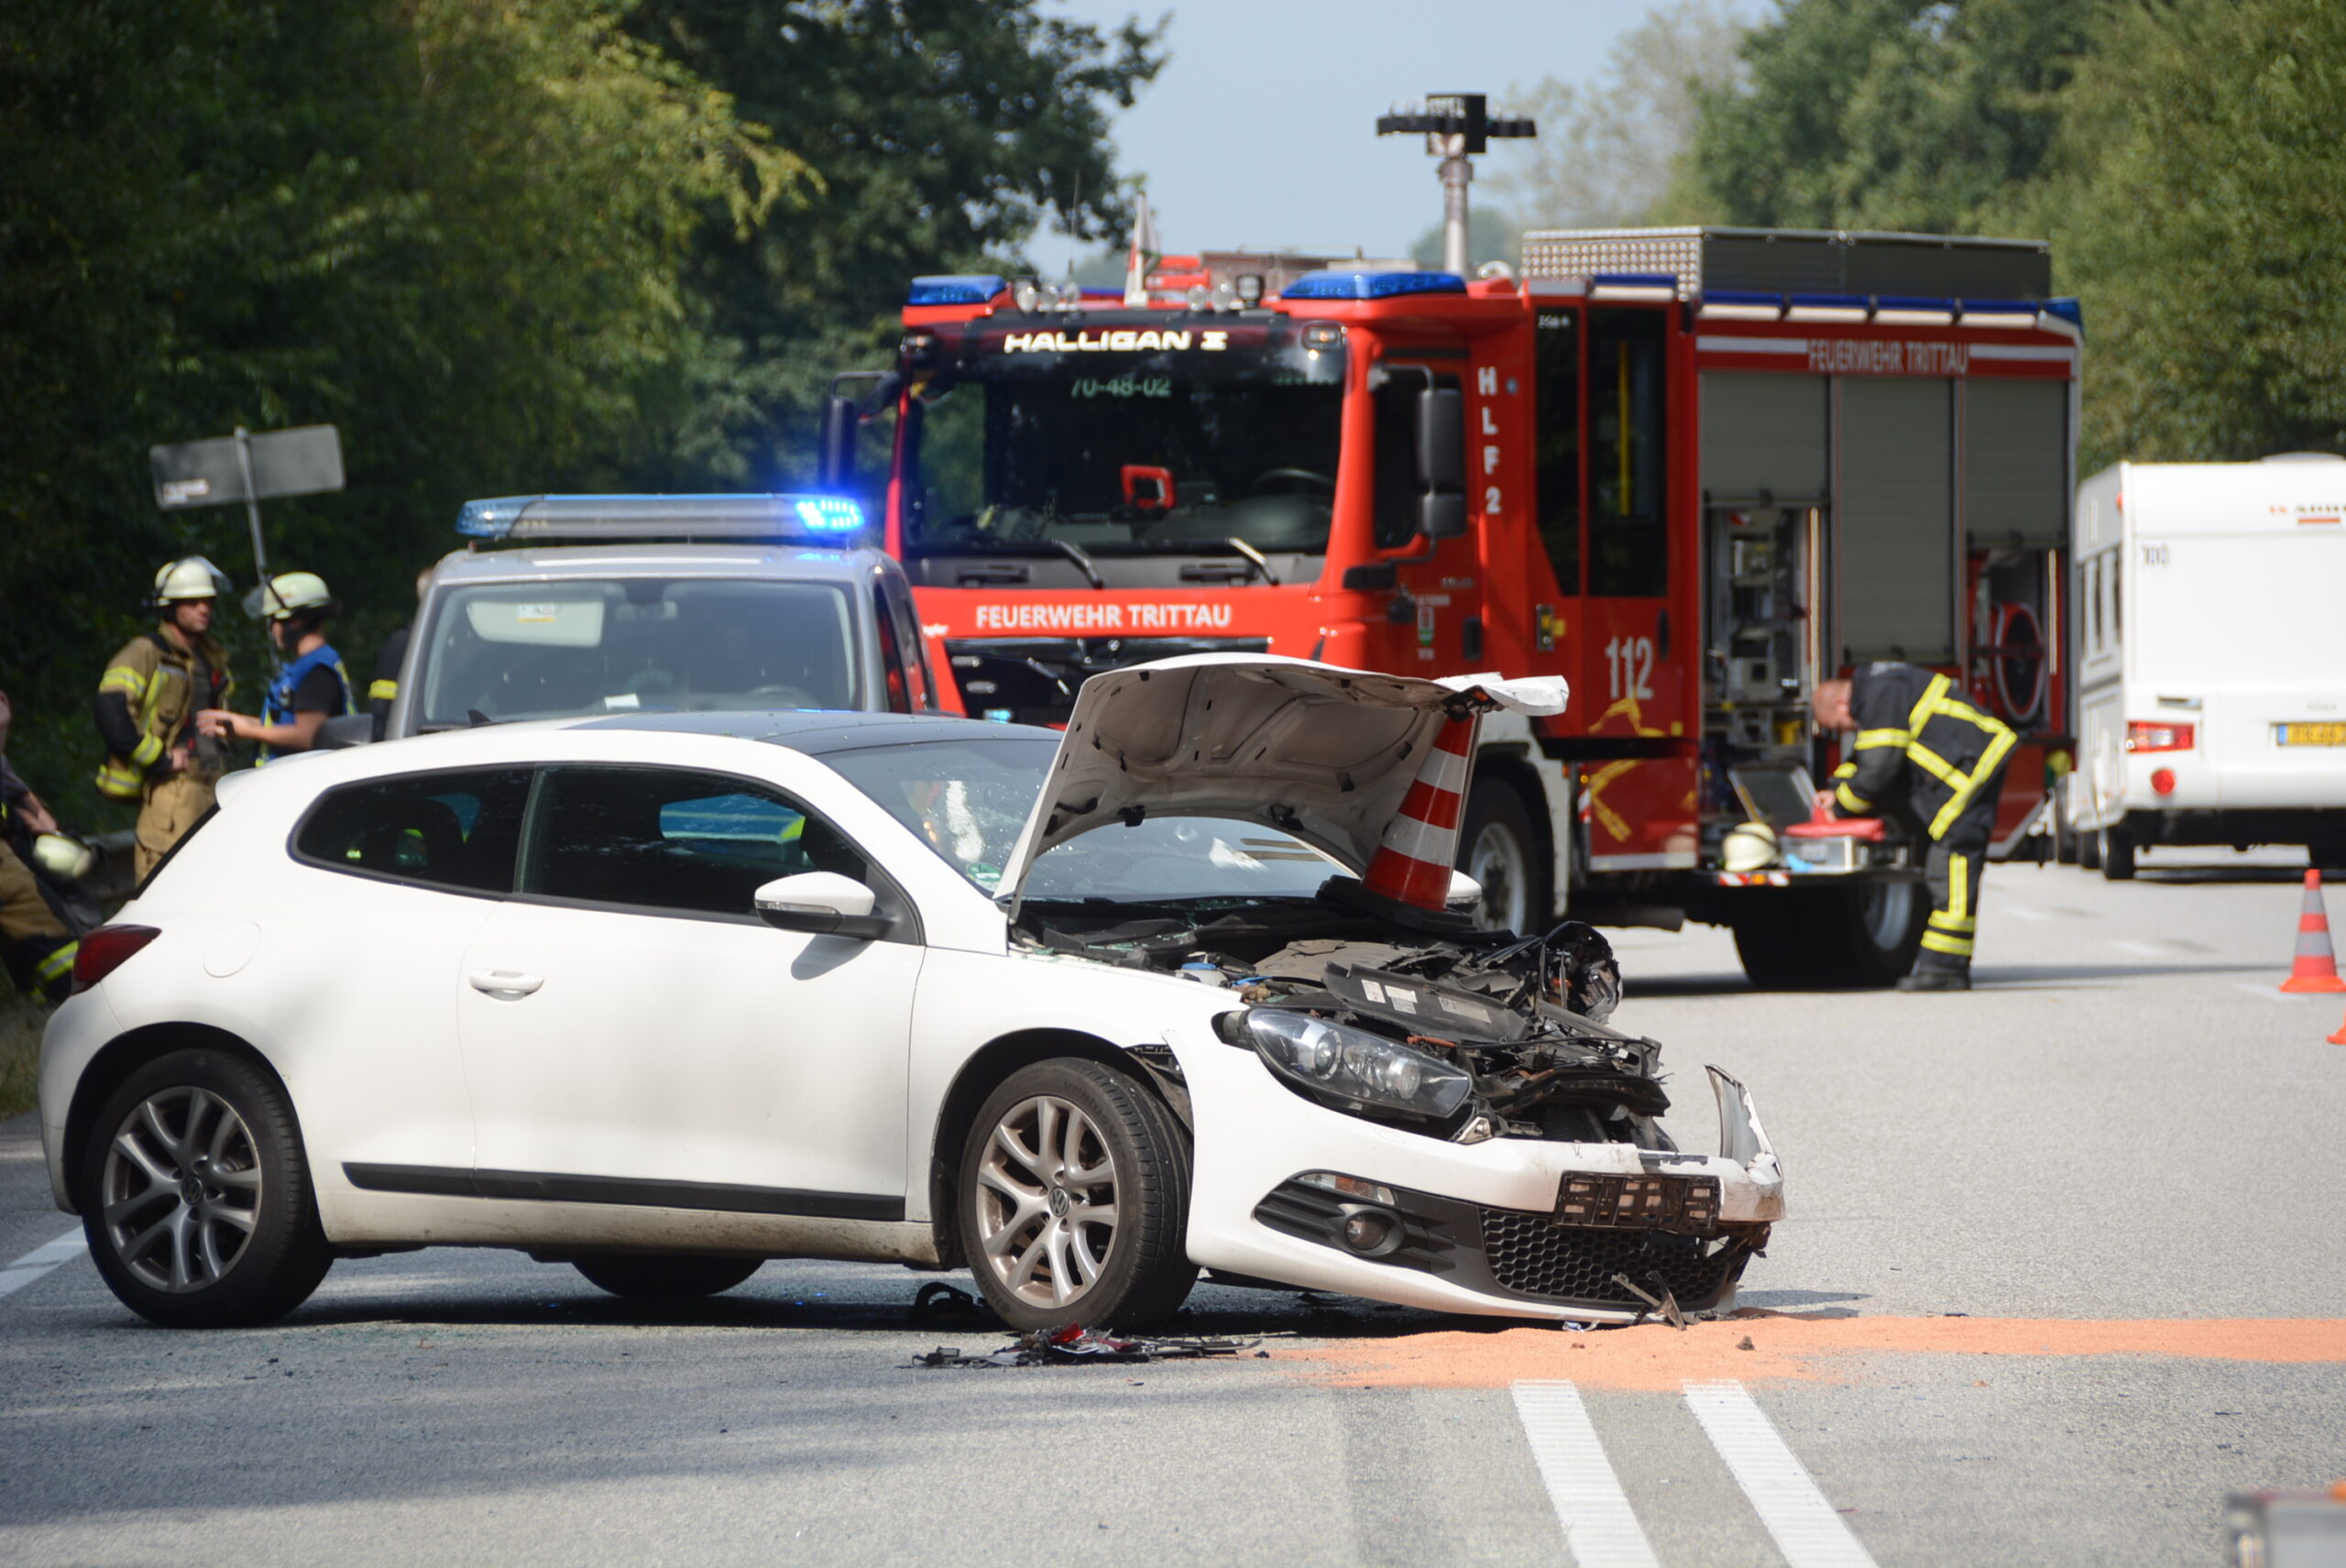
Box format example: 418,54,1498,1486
1416,387,1464,491
316,712,375,750
817,395,859,490
1445,870,1484,915
1415,387,1467,539
1419,491,1468,541
753,871,890,940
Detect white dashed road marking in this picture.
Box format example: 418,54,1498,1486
1510,1381,1660,1568
2106,938,2173,959
1684,1379,1879,1568
2003,905,2051,920
0,1226,87,1299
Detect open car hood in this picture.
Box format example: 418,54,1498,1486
1000,653,1568,905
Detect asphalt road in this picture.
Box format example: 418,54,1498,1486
4,848,2343,1566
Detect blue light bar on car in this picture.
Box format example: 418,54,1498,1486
1279,269,1468,302
907,274,1008,307
792,496,863,532
455,494,867,543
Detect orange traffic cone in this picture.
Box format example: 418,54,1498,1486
2281,870,2346,993
1360,713,1478,911
2329,1005,2346,1046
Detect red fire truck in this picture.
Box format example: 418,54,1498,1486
825,226,2077,986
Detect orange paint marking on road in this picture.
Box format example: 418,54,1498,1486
1274,1313,2346,1392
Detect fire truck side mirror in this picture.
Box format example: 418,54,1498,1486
1420,492,1467,540
817,395,859,490
1416,388,1467,538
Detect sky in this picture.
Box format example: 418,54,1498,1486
1032,0,1745,274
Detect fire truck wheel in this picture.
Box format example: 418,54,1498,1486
1732,882,1925,990
2077,823,2103,871
1458,781,1545,937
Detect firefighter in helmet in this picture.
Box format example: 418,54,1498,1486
1812,663,2018,992
197,571,354,762
95,557,236,881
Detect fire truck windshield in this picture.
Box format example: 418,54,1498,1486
903,319,1344,562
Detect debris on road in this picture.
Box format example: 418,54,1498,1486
909,1323,1261,1369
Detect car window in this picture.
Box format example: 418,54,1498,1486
522,766,871,919
416,578,861,728
293,769,533,894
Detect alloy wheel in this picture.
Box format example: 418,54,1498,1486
972,1094,1121,1310
99,1086,262,1293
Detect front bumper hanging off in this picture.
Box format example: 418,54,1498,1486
1168,1028,1785,1323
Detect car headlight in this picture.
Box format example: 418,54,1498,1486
1244,1009,1474,1120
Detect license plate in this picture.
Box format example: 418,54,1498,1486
1554,1172,1720,1231
2277,722,2346,747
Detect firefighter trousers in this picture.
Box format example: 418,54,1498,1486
1,842,75,1003
1918,838,1990,972
135,773,215,882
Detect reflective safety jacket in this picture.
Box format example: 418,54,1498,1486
93,630,231,800
1831,663,2017,843
258,642,354,763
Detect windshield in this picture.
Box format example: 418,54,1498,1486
822,736,1337,903
904,319,1344,559
418,578,859,727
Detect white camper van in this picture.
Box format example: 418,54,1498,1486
2066,455,2346,878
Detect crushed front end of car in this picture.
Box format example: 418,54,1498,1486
1020,900,1782,1322
997,652,1785,1322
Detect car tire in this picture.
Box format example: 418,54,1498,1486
1458,781,1547,936
2099,827,2136,882
1732,881,1926,990
80,1048,333,1328
958,1058,1195,1332
572,1255,762,1302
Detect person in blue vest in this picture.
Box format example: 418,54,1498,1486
197,571,354,762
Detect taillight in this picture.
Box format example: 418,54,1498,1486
2125,721,2195,752
71,925,160,993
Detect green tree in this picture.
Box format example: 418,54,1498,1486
2035,0,2346,466
624,0,1167,488
0,0,794,827
1685,0,2093,231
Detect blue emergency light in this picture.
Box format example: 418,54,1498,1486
1279,269,1467,302
455,494,868,543
907,274,1008,307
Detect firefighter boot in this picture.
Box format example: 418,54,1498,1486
1897,954,1971,992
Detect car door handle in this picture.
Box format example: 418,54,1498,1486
468,970,543,998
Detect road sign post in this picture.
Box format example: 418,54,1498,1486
149,423,345,643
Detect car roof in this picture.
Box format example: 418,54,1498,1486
428,543,892,586
568,708,1057,754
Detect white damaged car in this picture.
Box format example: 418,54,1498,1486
38,655,1782,1330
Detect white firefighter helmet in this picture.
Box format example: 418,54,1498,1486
31,833,96,883
1721,820,1780,872
242,570,338,621
150,555,231,606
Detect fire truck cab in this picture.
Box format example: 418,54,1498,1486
837,227,2078,987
